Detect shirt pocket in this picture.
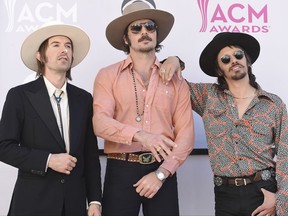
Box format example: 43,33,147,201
206,107,227,138
154,86,175,112
251,121,273,145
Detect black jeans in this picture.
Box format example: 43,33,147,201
214,179,277,216
102,158,179,216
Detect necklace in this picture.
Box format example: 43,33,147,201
131,70,144,122
232,91,256,99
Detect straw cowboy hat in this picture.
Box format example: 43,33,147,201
21,22,90,72
199,32,260,77
106,0,174,51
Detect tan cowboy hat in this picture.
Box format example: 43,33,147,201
106,0,174,51
199,32,260,77
21,22,90,72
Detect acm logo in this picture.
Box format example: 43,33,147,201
4,0,77,33
197,0,269,33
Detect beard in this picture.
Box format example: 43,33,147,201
139,46,155,53
138,35,155,53
231,70,247,81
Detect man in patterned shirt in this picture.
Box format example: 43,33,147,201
161,32,288,216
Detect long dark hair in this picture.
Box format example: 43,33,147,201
216,47,258,91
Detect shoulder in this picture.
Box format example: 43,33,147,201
188,82,218,92
259,89,286,108
67,83,92,99
7,77,43,94
97,59,126,77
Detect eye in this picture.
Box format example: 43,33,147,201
130,24,142,33
145,22,157,32
220,55,230,64
234,50,244,60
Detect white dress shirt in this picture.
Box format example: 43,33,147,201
43,76,70,153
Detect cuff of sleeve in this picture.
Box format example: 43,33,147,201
89,201,102,206
45,154,52,172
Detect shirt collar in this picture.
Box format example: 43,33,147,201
120,55,161,73
43,76,67,98
224,84,275,102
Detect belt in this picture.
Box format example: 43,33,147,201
214,168,275,187
107,152,159,165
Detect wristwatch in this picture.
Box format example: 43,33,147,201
155,169,166,183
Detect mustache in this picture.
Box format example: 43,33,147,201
229,63,243,70
138,35,152,42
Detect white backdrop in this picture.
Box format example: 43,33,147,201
0,0,287,215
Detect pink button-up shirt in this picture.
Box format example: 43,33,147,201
93,56,194,174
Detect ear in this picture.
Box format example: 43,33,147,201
123,35,128,45
36,52,41,61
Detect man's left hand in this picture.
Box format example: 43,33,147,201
133,170,167,199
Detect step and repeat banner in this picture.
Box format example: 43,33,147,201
0,0,287,150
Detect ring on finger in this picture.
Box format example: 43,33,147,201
160,68,166,74
156,146,162,152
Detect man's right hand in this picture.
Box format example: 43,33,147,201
251,188,276,216
48,153,77,175
133,131,177,162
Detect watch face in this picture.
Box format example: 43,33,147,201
156,170,165,181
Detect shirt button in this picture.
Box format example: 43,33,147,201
145,120,149,124
61,179,65,184
146,104,149,108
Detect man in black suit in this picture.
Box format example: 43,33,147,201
0,23,102,216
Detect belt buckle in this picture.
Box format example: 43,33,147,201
214,176,223,186
139,153,155,164
235,178,246,186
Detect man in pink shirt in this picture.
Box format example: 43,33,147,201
93,0,194,215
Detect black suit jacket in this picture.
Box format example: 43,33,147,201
0,76,102,215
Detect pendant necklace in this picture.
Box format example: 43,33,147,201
131,70,144,122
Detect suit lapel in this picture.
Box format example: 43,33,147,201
25,77,66,151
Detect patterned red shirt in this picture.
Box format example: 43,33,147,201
188,82,288,215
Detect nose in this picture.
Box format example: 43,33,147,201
231,55,238,63
140,26,148,34
63,48,68,53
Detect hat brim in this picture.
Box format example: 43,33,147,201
106,9,174,50
199,32,260,77
21,24,90,72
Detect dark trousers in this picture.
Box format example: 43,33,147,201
214,179,277,216
102,159,179,216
